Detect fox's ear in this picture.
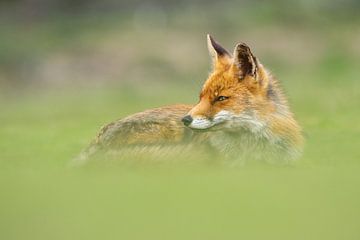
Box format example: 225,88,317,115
207,34,231,69
232,43,259,81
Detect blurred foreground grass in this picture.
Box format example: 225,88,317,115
1,3,360,239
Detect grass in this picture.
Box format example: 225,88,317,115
1,60,360,239
1,5,360,239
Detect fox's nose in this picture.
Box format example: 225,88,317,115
181,115,193,126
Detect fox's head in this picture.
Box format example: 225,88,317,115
182,35,279,132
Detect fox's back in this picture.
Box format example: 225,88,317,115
72,104,213,166
95,104,194,147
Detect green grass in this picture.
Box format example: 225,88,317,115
1,5,360,239
1,61,360,239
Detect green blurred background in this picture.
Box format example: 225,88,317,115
1,0,360,239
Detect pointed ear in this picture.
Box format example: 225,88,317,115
207,34,231,69
232,43,259,80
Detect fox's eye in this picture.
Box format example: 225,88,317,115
216,96,229,102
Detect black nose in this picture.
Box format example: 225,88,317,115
181,115,193,126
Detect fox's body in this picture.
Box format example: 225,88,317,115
74,35,303,166
94,105,193,146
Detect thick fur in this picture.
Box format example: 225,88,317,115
73,35,303,166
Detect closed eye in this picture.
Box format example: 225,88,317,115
216,96,229,102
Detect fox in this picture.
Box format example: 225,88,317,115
73,34,303,166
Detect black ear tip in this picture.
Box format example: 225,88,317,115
208,35,230,57
207,34,215,45
236,42,251,51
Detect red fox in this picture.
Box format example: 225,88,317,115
74,35,303,166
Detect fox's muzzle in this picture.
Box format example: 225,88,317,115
181,115,193,126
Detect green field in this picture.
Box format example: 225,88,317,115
1,3,360,240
